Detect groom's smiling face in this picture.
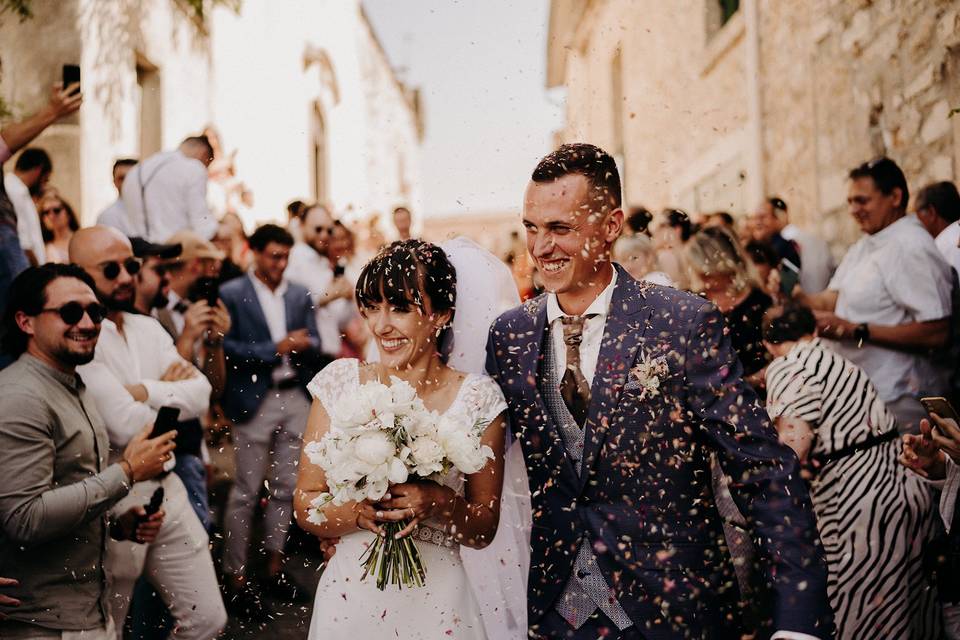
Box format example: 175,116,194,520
523,173,621,299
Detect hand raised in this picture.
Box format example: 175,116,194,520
48,81,82,119
901,418,946,479
930,413,960,465
123,425,177,482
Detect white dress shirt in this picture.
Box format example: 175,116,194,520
4,172,45,264
935,222,960,277
827,215,952,403
285,242,340,356
782,223,834,293
77,312,211,449
121,150,217,242
545,269,617,385
546,267,818,640
248,272,297,381
96,198,134,237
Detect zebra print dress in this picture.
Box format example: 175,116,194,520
766,338,939,639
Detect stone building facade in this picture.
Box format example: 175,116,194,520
0,0,422,230
548,0,960,247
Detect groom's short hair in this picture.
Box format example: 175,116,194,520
532,143,622,210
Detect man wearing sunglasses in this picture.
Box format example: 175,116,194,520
69,226,227,639
287,203,353,360
0,263,176,639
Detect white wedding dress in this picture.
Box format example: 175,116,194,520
305,358,508,640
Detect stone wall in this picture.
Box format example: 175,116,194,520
550,0,960,250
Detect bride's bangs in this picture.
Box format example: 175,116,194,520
355,245,428,313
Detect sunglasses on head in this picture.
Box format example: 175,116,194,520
42,206,64,216
39,301,108,325
101,257,142,280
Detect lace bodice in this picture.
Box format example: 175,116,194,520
306,358,507,495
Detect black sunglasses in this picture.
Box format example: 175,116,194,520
101,257,142,280
39,301,108,325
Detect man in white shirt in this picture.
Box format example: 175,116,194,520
121,136,217,242
96,158,138,236
5,148,51,265
69,226,226,640
916,181,960,275
799,158,952,434
286,203,352,359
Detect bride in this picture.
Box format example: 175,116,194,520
295,239,510,639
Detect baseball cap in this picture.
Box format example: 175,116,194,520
165,230,225,262
130,237,183,260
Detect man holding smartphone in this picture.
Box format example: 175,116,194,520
70,226,226,640
0,264,173,639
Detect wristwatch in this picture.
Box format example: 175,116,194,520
853,322,870,344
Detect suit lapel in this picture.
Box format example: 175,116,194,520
516,297,580,485
243,275,272,341
282,286,298,332
579,266,654,490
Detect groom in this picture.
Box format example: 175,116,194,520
486,144,832,639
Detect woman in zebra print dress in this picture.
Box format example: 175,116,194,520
763,304,939,639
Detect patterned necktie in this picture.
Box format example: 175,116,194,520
560,315,592,427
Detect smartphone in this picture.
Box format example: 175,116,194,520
137,487,165,526
333,262,346,278
779,257,800,296
152,406,181,438
62,64,80,93
194,276,219,307
920,397,960,423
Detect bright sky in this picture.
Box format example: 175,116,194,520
363,0,564,218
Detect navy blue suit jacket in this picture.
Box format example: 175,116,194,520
220,274,323,424
485,265,833,639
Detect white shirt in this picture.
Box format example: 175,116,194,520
545,268,816,640
248,272,297,381
77,312,211,449
4,172,45,264
161,290,188,337
827,215,952,403
782,223,834,293
285,242,340,356
96,198,134,237
935,222,960,276
121,150,217,243
545,269,618,385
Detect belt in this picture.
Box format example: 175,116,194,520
270,377,300,391
812,429,898,467
412,523,458,549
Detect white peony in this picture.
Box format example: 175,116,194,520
437,415,493,474
409,435,445,476
353,431,396,467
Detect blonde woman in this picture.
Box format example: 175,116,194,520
686,226,772,385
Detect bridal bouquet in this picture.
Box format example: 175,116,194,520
303,376,493,590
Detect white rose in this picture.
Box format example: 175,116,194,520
353,431,396,467
438,416,493,474
410,436,445,476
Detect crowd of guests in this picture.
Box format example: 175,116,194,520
1,80,960,640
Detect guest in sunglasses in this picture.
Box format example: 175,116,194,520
286,202,351,363
68,226,227,640
131,237,182,317
39,190,79,264
0,263,175,639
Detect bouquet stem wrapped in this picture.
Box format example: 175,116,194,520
359,521,426,590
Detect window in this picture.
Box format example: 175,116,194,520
719,0,740,26
310,103,327,203
611,48,627,203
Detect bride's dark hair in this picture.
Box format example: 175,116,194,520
355,239,457,349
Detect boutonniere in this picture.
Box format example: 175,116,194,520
629,353,669,399
523,295,545,319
